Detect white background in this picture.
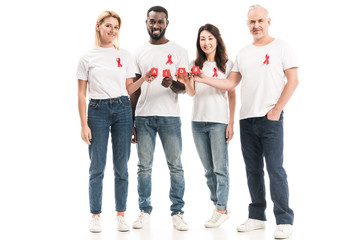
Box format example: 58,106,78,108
1,0,359,239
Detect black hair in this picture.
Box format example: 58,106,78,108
147,6,168,19
195,23,228,73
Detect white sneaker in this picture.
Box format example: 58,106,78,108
204,210,230,228
89,215,101,233
172,214,189,231
132,211,150,229
274,224,293,239
236,218,265,232
116,215,130,232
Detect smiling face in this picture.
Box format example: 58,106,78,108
247,8,271,40
199,30,217,60
96,17,120,47
146,11,168,41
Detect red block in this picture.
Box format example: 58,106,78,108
150,68,158,76
178,68,186,75
191,66,200,73
163,69,170,78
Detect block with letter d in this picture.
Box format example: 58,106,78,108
178,68,186,75
191,66,200,74
163,69,170,78
150,68,158,76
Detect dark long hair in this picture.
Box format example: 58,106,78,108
195,24,228,73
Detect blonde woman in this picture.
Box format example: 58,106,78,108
76,11,154,233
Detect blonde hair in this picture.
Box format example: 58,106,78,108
95,11,121,49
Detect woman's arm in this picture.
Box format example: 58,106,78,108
126,69,155,95
176,72,195,96
78,79,92,145
226,89,236,143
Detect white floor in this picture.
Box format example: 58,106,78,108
4,135,359,240
3,97,360,240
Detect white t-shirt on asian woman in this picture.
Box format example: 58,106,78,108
190,60,233,124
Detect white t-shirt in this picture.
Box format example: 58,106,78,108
190,60,233,124
76,47,136,99
232,39,298,120
134,41,189,117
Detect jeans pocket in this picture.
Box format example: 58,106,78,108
89,101,99,109
266,115,279,122
121,97,131,108
266,111,284,122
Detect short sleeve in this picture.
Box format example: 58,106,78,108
281,41,298,70
231,54,240,73
189,60,195,69
133,50,141,75
76,55,89,81
177,48,189,71
125,52,136,78
225,60,234,77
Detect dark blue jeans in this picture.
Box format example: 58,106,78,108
240,112,294,225
135,116,185,216
87,96,132,214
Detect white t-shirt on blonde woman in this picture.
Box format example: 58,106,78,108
134,41,189,117
232,39,298,120
190,60,233,124
76,47,136,99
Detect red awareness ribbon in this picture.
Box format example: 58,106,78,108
263,54,269,65
166,54,173,64
212,67,218,77
116,58,122,67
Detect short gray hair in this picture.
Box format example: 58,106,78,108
248,4,269,18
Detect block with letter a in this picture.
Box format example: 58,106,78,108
150,68,158,76
191,66,200,74
163,69,170,78
178,68,186,75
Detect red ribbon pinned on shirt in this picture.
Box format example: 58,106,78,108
212,68,218,77
116,58,122,67
166,54,173,64
263,54,269,65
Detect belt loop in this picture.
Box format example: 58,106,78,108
119,96,122,104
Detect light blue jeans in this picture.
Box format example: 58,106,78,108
87,96,132,214
135,116,185,216
192,122,229,210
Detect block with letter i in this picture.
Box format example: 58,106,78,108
163,69,170,78
150,68,158,76
191,66,200,74
177,68,186,75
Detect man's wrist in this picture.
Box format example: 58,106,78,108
273,105,282,113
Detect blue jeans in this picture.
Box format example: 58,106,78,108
240,112,294,224
87,96,132,214
192,122,229,210
135,116,185,216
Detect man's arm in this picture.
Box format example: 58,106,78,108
267,67,299,120
161,75,186,94
170,80,186,94
130,73,142,143
194,71,242,91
